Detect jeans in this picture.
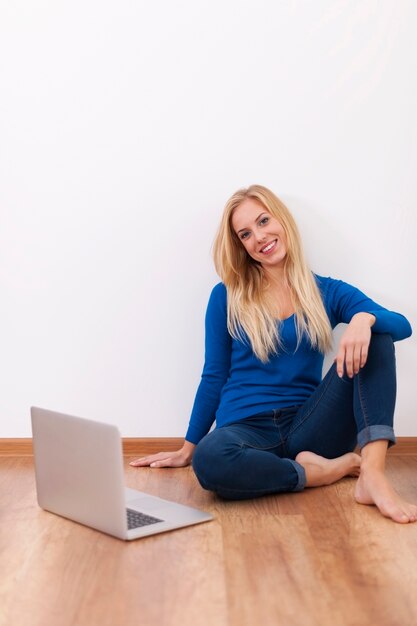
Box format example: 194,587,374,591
192,333,397,500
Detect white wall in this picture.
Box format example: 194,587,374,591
1,0,416,438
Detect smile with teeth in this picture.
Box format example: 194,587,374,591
260,239,277,254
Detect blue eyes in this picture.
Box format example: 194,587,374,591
239,216,269,240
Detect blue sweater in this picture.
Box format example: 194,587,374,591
185,275,412,444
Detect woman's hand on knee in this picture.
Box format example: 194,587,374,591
335,312,376,378
129,441,196,468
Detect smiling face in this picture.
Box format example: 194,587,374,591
231,197,288,270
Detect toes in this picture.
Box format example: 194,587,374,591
407,508,417,523
393,507,417,524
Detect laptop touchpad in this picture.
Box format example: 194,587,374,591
129,496,169,512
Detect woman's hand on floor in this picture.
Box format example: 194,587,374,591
129,441,196,468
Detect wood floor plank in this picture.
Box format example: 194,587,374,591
221,513,342,626
2,456,417,626
0,459,227,626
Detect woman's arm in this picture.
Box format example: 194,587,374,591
184,283,232,444
130,284,231,468
319,276,412,377
321,276,412,342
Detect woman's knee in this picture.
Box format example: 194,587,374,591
367,333,395,367
369,332,394,350
192,429,241,491
192,435,214,487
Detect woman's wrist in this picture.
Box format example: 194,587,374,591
182,440,196,462
351,312,376,327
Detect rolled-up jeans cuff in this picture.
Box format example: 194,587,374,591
357,425,396,450
288,459,306,492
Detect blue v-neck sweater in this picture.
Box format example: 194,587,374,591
185,275,412,445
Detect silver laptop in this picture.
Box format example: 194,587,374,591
31,407,213,540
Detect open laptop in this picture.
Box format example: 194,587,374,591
31,407,213,540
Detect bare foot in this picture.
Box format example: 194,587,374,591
295,451,361,487
354,469,417,524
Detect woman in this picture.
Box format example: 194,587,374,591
130,185,415,523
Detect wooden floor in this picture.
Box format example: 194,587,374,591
2,455,417,626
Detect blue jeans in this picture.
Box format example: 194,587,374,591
192,333,397,500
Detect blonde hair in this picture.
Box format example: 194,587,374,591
213,185,333,362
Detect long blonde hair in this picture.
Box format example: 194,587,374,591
213,185,333,362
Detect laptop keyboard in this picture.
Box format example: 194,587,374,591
126,508,164,530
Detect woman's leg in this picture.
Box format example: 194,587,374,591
287,334,417,523
192,411,305,500
287,334,396,458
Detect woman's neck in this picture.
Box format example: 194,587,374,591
263,266,288,290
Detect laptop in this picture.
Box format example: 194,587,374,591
31,407,213,540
